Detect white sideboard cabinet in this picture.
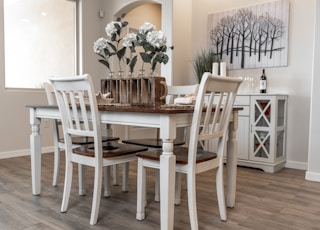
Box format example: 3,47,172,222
233,94,287,173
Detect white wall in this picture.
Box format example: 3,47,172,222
185,0,315,170
306,0,320,182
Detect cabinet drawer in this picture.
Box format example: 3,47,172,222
212,95,250,106
234,95,250,106
236,105,250,116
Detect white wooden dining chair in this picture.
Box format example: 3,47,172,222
122,84,199,203
44,82,119,193
136,73,242,229
50,74,147,225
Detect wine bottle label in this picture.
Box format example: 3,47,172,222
260,80,267,89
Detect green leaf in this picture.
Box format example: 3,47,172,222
129,46,136,53
152,62,157,71
111,33,116,42
125,57,130,65
97,53,105,59
140,52,151,63
117,47,126,60
160,46,167,52
143,43,154,52
114,23,121,31
130,55,138,72
108,42,117,52
98,59,110,70
162,54,169,64
137,33,146,41
104,48,111,57
153,53,161,63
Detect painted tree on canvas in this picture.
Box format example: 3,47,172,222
208,0,289,69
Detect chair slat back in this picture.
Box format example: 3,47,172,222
43,81,64,143
43,82,58,106
166,84,199,104
188,73,242,165
50,74,102,158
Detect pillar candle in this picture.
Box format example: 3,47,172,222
220,62,227,76
212,62,219,75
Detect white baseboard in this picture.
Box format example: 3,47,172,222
285,160,308,170
305,171,320,182
0,146,54,159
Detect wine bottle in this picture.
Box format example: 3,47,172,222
260,69,267,93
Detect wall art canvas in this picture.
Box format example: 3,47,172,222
207,0,289,69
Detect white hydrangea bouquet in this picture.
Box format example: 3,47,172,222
94,14,173,77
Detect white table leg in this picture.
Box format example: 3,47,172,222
226,111,238,208
30,109,41,195
160,116,176,230
113,165,119,185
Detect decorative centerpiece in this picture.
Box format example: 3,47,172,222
93,14,173,107
93,14,129,78
94,14,173,78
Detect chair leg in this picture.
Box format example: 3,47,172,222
136,158,146,220
52,145,60,186
154,169,160,202
61,161,73,213
89,165,103,225
104,166,112,197
187,173,199,230
175,172,181,205
183,173,187,190
113,165,119,186
78,164,86,195
122,162,129,192
216,165,227,221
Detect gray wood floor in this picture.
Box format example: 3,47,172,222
0,153,319,230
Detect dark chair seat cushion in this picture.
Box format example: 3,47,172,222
122,138,185,148
136,146,217,165
60,136,119,145
73,142,148,158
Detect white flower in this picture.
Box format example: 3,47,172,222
146,30,167,48
93,37,109,54
139,22,156,34
122,33,137,47
105,21,122,37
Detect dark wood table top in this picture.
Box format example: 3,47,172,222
27,104,243,114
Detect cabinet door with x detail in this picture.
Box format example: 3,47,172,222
249,95,287,165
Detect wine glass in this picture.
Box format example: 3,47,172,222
244,76,257,92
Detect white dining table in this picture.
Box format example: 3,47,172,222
27,104,240,230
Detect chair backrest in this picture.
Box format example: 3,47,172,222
43,82,57,105
188,72,242,166
44,81,64,142
50,74,102,160
166,84,199,104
